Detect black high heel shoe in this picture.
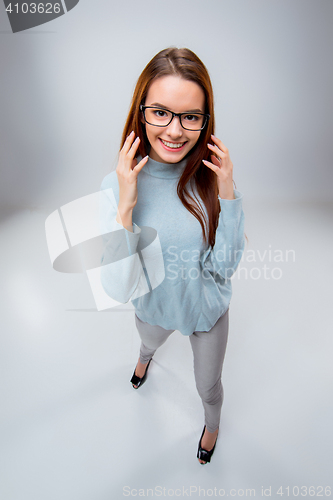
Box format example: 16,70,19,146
197,425,219,464
130,358,152,389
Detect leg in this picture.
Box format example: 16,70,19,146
134,313,175,364
189,308,229,434
132,314,175,387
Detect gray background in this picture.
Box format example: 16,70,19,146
0,0,332,211
1,1,332,499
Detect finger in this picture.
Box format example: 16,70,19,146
133,155,149,173
127,136,141,159
210,155,221,168
120,131,135,155
202,159,219,174
207,143,227,160
211,135,229,154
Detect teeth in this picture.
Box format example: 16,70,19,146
161,139,185,149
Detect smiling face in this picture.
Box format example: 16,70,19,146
141,75,206,164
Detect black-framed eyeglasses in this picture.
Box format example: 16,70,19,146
139,105,210,131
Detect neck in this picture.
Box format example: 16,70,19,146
138,154,188,179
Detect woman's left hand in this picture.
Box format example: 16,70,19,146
203,135,235,200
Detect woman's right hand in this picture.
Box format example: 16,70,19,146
116,131,149,212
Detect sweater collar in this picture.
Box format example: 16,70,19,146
138,154,188,179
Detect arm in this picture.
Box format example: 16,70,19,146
201,135,245,279
200,189,245,280
99,180,149,303
116,206,134,232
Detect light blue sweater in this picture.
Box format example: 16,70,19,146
99,155,245,336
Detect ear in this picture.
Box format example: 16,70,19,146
140,111,145,124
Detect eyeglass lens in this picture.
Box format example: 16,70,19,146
144,108,205,131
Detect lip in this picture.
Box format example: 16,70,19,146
159,138,187,152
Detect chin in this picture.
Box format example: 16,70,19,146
163,153,187,163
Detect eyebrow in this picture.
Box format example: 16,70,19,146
149,102,204,113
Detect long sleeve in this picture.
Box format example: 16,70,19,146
96,156,245,335
99,179,149,303
200,189,245,280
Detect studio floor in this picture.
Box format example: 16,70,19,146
1,199,332,499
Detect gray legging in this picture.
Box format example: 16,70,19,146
134,308,229,433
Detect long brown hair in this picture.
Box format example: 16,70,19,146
120,47,245,249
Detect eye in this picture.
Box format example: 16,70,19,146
183,114,200,122
153,109,168,117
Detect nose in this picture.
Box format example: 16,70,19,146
166,115,183,139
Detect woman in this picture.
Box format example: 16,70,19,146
99,47,246,464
